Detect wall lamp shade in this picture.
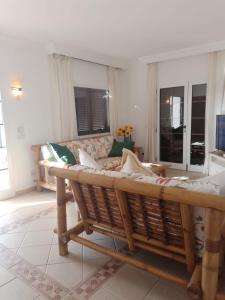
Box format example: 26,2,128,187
11,86,23,98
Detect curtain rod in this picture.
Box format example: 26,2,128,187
52,52,121,69
71,55,110,68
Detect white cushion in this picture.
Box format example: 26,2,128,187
135,175,220,195
78,149,102,170
195,171,225,195
120,149,157,176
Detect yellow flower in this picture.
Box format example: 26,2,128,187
125,130,130,137
117,127,122,135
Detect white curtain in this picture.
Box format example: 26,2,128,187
48,54,76,141
144,63,157,162
204,50,225,173
107,66,119,137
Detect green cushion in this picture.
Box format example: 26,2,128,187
108,140,135,157
49,143,76,165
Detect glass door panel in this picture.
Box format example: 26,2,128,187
190,84,207,166
159,86,185,165
0,92,11,197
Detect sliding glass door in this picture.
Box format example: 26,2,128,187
159,86,187,169
188,83,207,171
158,83,207,171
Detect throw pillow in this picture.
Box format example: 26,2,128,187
49,143,76,165
78,148,102,170
119,148,157,176
194,170,225,195
108,140,134,157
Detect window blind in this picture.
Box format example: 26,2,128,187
74,87,110,136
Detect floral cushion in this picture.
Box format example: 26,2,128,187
64,135,114,163
97,157,122,170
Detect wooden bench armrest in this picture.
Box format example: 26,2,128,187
39,160,71,169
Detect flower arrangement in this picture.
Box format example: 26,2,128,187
117,125,134,142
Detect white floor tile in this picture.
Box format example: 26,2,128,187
18,245,51,265
22,230,54,246
33,294,49,300
83,257,109,280
0,232,25,248
144,279,191,300
83,238,115,260
0,278,38,300
48,242,82,264
104,265,158,300
46,261,82,287
28,218,57,231
8,223,31,234
90,288,123,300
0,265,15,286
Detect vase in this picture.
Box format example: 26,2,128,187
124,135,132,143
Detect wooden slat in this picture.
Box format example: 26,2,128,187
180,204,195,273
202,208,223,300
116,190,135,251
56,177,68,256
70,181,92,234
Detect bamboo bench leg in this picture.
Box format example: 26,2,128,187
57,177,68,256
202,208,222,300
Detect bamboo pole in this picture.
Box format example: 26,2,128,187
54,221,84,237
116,189,135,251
202,208,222,300
70,181,93,234
69,233,188,287
31,145,42,192
56,176,68,256
187,262,202,300
49,167,225,212
134,241,186,264
132,233,186,255
180,204,195,273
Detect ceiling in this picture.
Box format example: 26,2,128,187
1,0,225,59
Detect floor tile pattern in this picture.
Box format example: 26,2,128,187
0,184,204,299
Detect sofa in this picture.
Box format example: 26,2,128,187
49,165,225,300
31,134,125,192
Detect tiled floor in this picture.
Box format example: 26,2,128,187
0,170,205,299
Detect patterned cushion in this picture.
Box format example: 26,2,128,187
97,157,122,170
63,135,114,163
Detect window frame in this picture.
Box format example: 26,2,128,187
74,86,110,136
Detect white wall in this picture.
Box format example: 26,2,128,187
122,54,209,151
0,37,128,194
157,54,208,87
0,34,208,192
0,35,52,193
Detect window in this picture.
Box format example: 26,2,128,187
74,87,110,136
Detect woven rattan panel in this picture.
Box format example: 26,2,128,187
126,192,184,247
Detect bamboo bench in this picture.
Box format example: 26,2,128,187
49,166,225,300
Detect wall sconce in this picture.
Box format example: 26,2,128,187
11,86,23,99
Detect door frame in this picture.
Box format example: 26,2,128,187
157,82,188,170
186,80,207,173
0,91,15,200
